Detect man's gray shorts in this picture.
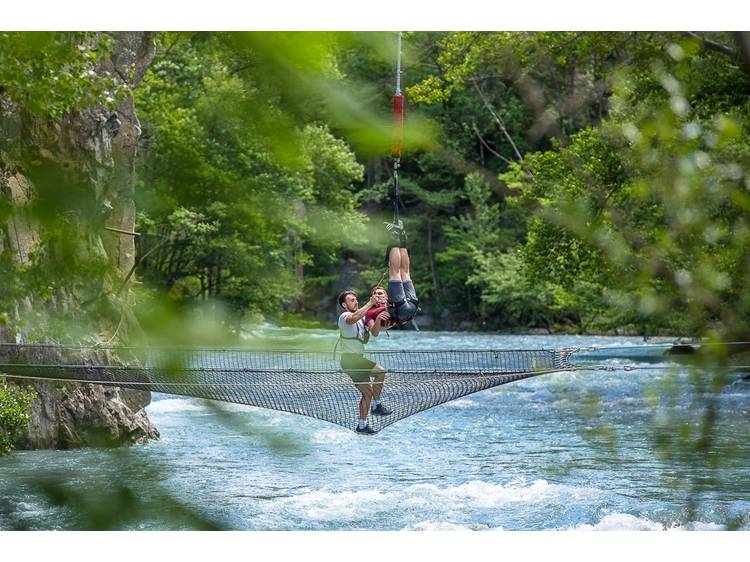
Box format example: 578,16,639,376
388,279,419,322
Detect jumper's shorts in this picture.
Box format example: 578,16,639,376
340,353,376,384
388,279,419,322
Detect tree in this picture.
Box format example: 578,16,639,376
133,34,368,320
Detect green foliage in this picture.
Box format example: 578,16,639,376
510,36,750,336
0,32,120,120
468,250,555,329
6,30,750,336
0,383,35,455
432,174,495,316
133,33,368,321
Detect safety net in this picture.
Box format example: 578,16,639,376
0,343,580,433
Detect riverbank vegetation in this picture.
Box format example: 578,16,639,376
0,383,35,455
2,32,750,338
133,32,750,337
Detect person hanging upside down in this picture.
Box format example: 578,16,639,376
383,220,419,327
337,290,393,435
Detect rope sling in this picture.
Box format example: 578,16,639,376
383,31,419,330
391,31,404,228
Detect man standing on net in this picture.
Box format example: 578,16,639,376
337,290,393,435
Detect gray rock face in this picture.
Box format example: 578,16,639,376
11,379,159,449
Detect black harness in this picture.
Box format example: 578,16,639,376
387,297,421,330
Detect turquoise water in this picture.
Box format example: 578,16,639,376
2,329,750,530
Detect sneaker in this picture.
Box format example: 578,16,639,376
371,404,393,416
355,424,377,435
384,219,404,234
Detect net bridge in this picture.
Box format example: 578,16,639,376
0,343,593,433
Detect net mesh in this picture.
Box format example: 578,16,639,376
0,344,579,433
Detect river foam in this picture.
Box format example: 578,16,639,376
146,397,207,414
561,513,726,531
276,478,599,521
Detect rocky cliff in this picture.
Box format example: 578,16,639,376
1,32,159,449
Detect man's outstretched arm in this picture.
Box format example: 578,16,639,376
345,296,377,324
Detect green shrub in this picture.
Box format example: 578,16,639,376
0,381,36,455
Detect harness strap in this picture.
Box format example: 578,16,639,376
340,334,367,341
387,298,421,329
333,318,370,360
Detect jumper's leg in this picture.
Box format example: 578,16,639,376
388,247,402,280
398,248,411,282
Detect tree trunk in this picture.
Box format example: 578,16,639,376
426,216,440,299
286,197,305,312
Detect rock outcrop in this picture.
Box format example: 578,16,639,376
12,381,159,449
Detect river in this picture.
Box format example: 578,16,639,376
1,328,749,530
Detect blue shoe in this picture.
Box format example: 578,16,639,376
371,404,392,416
356,424,377,435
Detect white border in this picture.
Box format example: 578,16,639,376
1,1,746,31
4,531,750,561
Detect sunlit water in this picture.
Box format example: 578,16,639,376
2,329,750,530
